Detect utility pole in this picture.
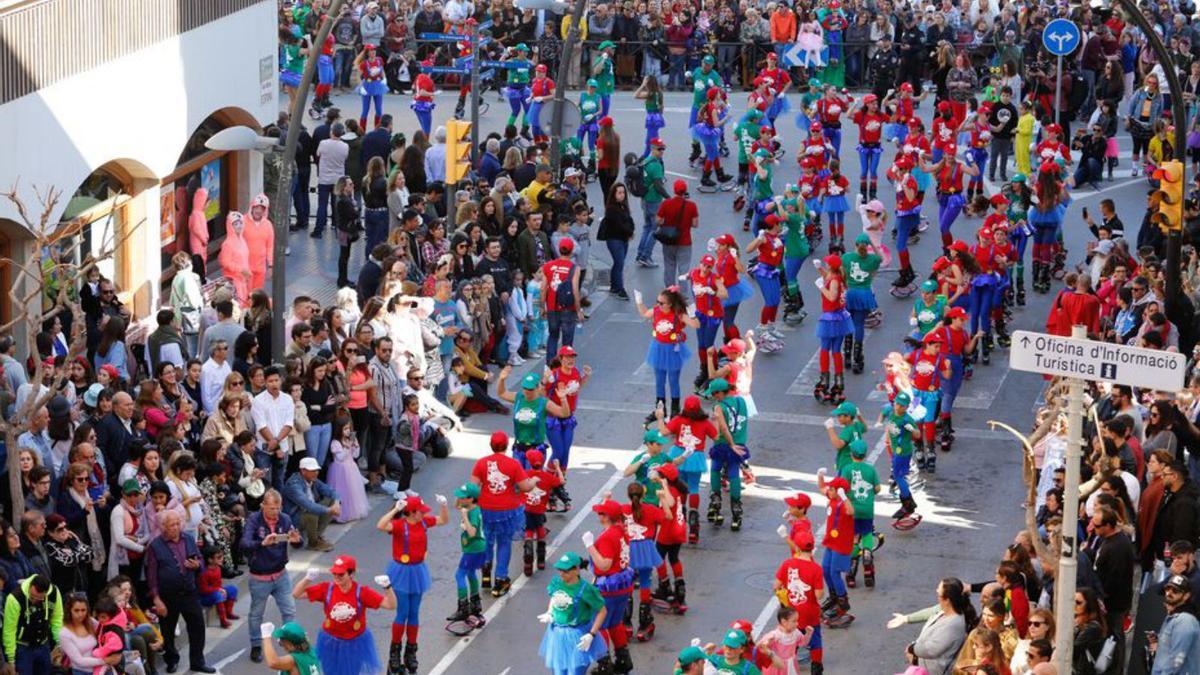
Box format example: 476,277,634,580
1053,326,1086,675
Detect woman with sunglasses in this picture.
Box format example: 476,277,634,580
1010,608,1055,675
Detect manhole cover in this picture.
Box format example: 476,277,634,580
744,572,776,592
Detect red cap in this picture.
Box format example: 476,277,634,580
943,143,957,155
766,51,778,60
809,121,822,133
900,82,914,93
827,476,850,492
923,331,945,344
403,496,432,514
763,214,783,227
1039,160,1062,175
330,555,357,575
599,116,614,127
1045,123,1063,135
558,238,575,253
700,254,716,266
558,345,577,358
525,449,545,467
674,179,688,195
989,194,1010,206
715,233,737,247
535,63,548,72
894,155,914,170
931,256,951,272
592,499,623,518
823,254,842,269
706,87,720,100
99,364,120,380
949,240,970,254
721,338,747,355
978,228,993,240
653,463,680,481
792,529,816,551
784,493,812,509
490,430,509,452
946,306,968,320
800,156,817,170
649,138,666,149
730,619,754,636
465,17,478,24
937,101,952,113
683,395,703,411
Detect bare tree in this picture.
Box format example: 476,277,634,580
0,183,144,518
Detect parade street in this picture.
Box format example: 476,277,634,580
191,89,1152,673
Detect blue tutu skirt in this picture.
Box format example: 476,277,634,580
280,70,302,88
845,287,878,312
317,54,334,85
794,110,812,132
646,111,665,131
970,274,997,289
816,309,853,339
723,278,754,306
883,123,907,143
360,79,387,96
482,506,525,541
709,442,750,468
805,197,822,214
505,85,530,102
540,623,609,669
768,95,791,118
856,143,882,156
316,630,380,675
745,393,758,418
646,340,693,371
691,124,721,141
629,538,663,570
823,194,849,214
410,100,435,113
913,167,931,192
387,560,432,595
458,551,487,571
669,444,709,473
912,389,940,423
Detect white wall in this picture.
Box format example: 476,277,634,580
0,0,277,225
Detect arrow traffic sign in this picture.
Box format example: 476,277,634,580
1009,330,1186,391
780,42,828,69
1041,19,1081,56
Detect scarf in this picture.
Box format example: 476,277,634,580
69,488,106,571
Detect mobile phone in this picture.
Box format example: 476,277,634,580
1082,206,1089,220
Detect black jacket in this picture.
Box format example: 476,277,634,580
95,413,133,491
1091,530,1136,614
1148,481,1200,567
356,258,383,307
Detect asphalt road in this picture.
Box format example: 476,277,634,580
198,89,1156,674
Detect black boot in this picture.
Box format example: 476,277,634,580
708,491,724,525
644,397,665,425
536,540,547,570
623,594,634,629
491,577,512,598
636,602,656,641
593,655,614,675
812,663,825,675
670,397,680,418
841,335,854,369
716,167,733,183
925,449,937,474
996,318,1011,347
852,340,864,374
614,646,634,674
694,356,710,390
981,332,993,366
846,554,860,588
523,539,535,576
701,170,717,188
469,594,486,625
481,562,492,589
672,578,688,613
829,374,845,404
814,372,829,403
387,642,404,675
447,597,471,622
915,440,927,470
651,578,673,603
687,506,700,544
730,498,743,531
403,643,418,675
1016,268,1027,306
863,548,876,587
689,142,702,166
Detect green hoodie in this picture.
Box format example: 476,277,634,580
3,576,62,661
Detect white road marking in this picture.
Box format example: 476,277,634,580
426,469,627,675
213,648,246,674
626,362,657,385
785,351,823,396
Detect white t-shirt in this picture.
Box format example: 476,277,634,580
317,139,349,185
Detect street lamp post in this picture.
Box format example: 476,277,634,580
513,0,586,177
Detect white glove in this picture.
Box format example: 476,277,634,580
396,496,408,511
577,633,595,651
690,637,702,647
823,418,835,430
581,531,595,548
909,316,918,326
776,524,789,539
260,621,276,640
304,568,320,582
374,575,392,589
435,494,447,505
538,611,554,624
814,278,825,290
837,487,847,502
680,447,694,459
817,467,828,478
634,290,643,305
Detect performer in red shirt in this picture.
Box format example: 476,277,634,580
819,478,856,628
620,478,666,641
650,463,690,620
774,529,826,670
410,62,437,137
529,64,556,144
814,255,854,404
851,94,887,200
375,495,449,674
522,448,563,575
583,499,636,673
292,555,396,675
689,254,728,388
469,431,539,598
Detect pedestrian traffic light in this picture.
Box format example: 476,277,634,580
446,119,472,184
1151,159,1185,233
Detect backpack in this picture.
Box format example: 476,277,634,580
624,153,648,198
553,262,577,309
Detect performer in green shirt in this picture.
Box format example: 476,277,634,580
260,622,322,675
592,40,617,116
504,44,534,135
688,55,723,166
537,552,610,674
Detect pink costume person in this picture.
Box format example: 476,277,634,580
188,187,210,271
218,212,251,307
760,624,813,675
243,193,275,293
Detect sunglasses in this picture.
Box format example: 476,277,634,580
1029,621,1046,626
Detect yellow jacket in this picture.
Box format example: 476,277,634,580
562,13,588,41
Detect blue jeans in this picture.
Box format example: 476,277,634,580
305,422,333,468
291,165,311,230
14,645,50,675
334,49,354,88
314,183,335,235
1074,157,1103,187
546,310,577,360
668,54,687,89
247,573,297,647
638,199,660,262
606,239,628,294
364,208,389,258
822,550,851,597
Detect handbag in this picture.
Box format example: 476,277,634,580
653,198,684,245
1188,130,1200,150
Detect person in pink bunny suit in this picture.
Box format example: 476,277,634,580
243,193,275,293
188,188,210,280
218,212,251,306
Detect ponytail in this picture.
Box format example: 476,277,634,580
627,482,645,523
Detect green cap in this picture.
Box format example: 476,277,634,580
894,391,912,407
702,55,715,65
586,78,599,88
514,43,530,52
521,373,541,390
121,479,142,496
1010,173,1027,184
454,482,481,499
553,551,585,570
745,109,763,120
807,77,822,89
272,622,309,645
599,40,616,50
677,646,707,666
849,438,868,458
722,628,748,649
704,378,731,396
643,429,668,445
920,279,938,293
854,233,871,246
831,401,858,417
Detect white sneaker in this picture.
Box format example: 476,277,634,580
285,246,291,256
766,323,786,341
509,355,526,366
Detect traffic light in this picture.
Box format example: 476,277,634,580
446,119,473,184
1151,159,1184,233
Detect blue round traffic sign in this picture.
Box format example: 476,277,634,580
1042,19,1081,56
